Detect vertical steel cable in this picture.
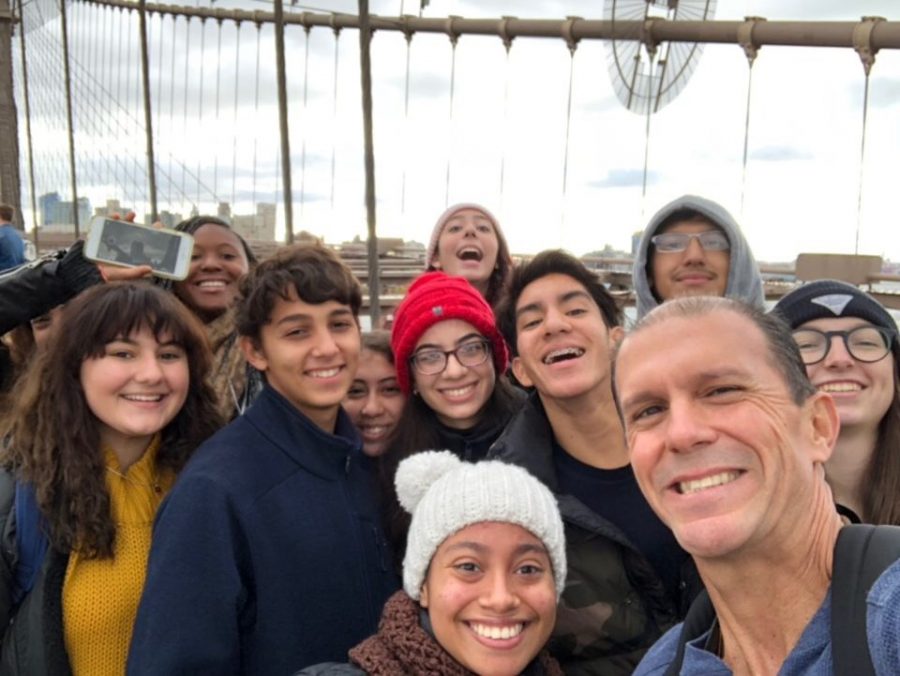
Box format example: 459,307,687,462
231,20,241,210
855,73,871,255
251,21,261,210
213,20,222,205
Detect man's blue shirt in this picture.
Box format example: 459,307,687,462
0,224,25,271
635,558,900,675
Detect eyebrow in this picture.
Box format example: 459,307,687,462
415,332,483,351
516,289,593,319
443,541,549,557
620,368,749,411
275,308,353,326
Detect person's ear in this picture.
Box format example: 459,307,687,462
608,326,625,349
240,336,268,373
807,392,839,464
419,583,429,608
511,356,534,388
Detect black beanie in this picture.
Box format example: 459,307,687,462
773,280,897,340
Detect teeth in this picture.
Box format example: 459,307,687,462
361,425,389,437
678,471,740,495
443,384,475,397
470,623,523,640
458,248,482,261
198,280,226,288
543,347,585,364
123,394,163,402
818,382,862,393
309,367,340,378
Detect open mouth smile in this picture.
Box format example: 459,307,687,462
468,622,525,640
674,470,742,495
543,347,585,365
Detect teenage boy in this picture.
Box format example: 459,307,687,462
128,245,398,675
491,250,699,676
632,194,764,319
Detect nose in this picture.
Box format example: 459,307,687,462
361,391,384,417
311,329,339,358
442,351,468,379
682,236,706,264
479,570,519,613
543,306,571,335
664,398,716,453
822,335,854,369
198,252,222,271
135,353,165,383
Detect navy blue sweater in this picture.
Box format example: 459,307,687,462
127,385,399,675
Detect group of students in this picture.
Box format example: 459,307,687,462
0,195,897,675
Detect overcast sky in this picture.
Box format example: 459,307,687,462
19,0,900,263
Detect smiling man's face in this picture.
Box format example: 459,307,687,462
615,308,836,561
650,219,730,302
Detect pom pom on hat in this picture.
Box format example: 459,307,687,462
774,279,897,339
390,271,509,395
395,450,463,514
397,450,567,601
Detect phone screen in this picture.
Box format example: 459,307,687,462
85,218,194,280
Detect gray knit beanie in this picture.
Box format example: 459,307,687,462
396,451,567,601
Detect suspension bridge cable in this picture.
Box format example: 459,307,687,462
251,21,261,209
855,72,870,256
329,24,341,209
444,30,458,207
561,44,576,233
197,17,206,208
298,24,309,218
231,20,241,210
213,19,223,203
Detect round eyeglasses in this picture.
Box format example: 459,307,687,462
410,339,491,376
791,326,895,365
650,230,730,253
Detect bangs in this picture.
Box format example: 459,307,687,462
63,284,200,360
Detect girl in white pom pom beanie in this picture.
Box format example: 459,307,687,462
298,451,566,676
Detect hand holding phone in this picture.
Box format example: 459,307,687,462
84,217,194,281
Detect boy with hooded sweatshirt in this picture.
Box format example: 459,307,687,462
632,194,764,320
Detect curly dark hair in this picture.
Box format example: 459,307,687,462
0,283,224,558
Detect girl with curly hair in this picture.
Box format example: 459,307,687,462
0,282,223,675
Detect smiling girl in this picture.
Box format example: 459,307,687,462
300,451,566,676
426,203,514,309
165,215,260,419
775,279,900,525
0,283,222,675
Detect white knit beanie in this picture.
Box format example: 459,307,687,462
396,450,567,600
425,203,504,269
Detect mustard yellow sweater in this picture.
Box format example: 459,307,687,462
62,436,175,676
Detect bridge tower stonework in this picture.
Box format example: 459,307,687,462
0,0,22,228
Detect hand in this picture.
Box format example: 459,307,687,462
108,211,137,223
98,263,153,282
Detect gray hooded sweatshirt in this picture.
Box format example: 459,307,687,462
632,194,764,320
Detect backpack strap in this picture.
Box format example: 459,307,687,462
832,524,900,676
664,588,716,676
12,482,49,605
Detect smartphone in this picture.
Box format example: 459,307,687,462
84,217,194,281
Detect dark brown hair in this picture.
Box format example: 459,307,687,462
0,204,13,222
497,249,622,357
362,330,394,364
236,243,362,343
861,340,900,525
0,283,223,558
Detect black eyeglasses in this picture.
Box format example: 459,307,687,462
791,326,895,365
410,339,491,375
650,230,730,253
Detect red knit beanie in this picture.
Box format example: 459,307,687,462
391,271,509,395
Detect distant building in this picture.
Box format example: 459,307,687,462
232,202,276,241
217,201,232,223
39,192,91,228
158,210,183,229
